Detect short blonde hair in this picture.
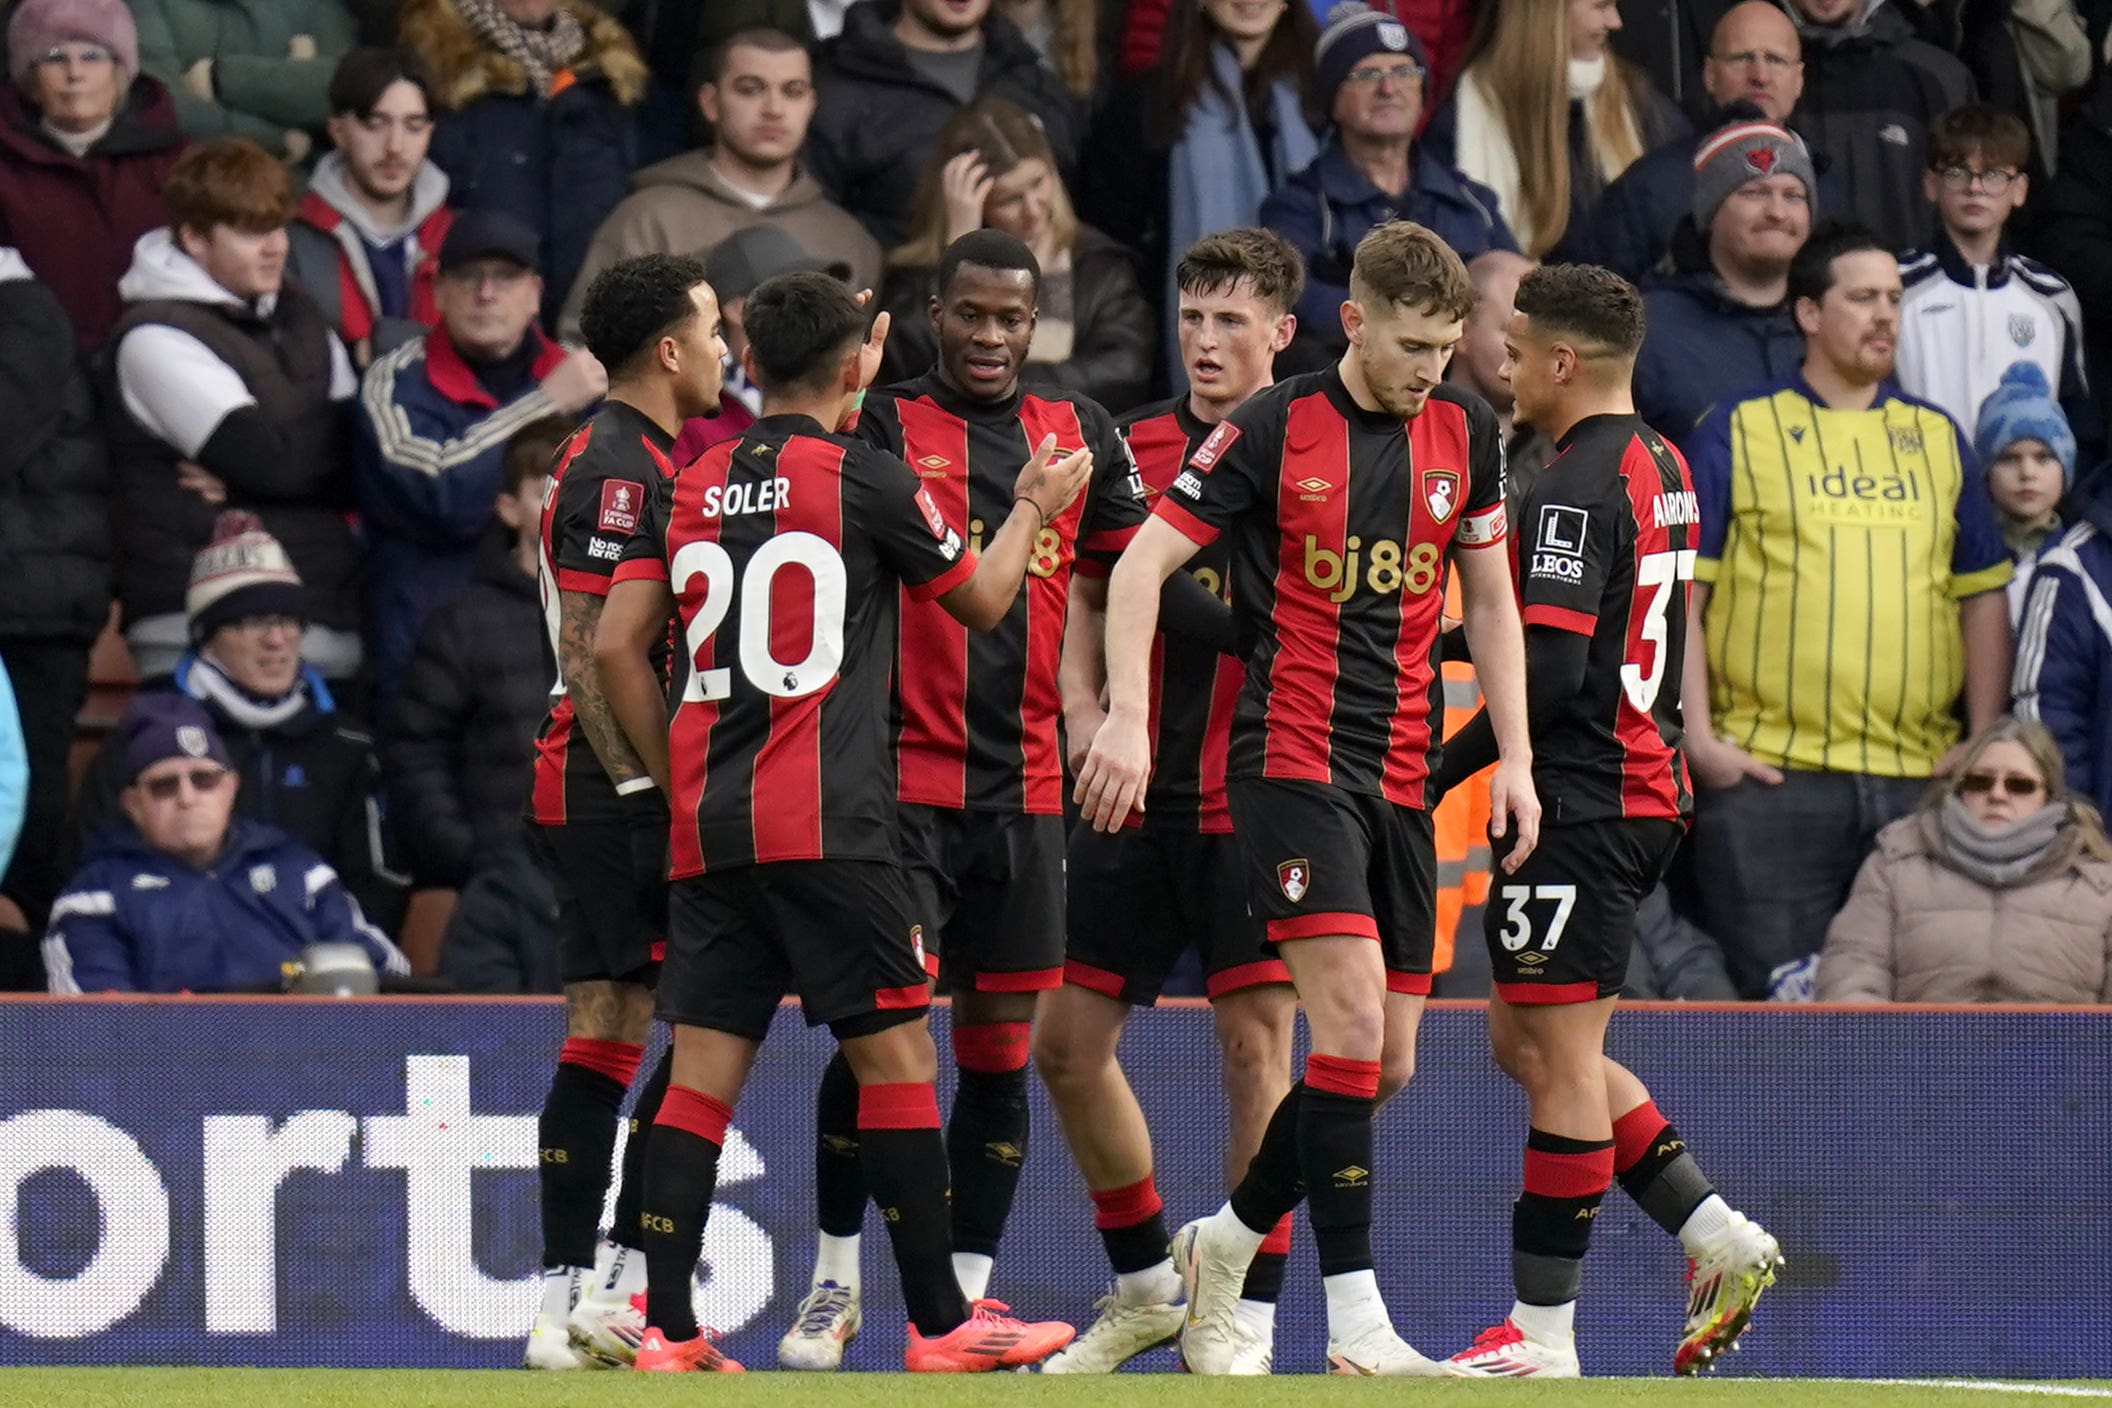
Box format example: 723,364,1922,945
1348,221,1474,321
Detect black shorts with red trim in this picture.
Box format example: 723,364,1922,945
900,803,1065,994
657,862,932,1040
529,813,668,985
1226,778,1437,993
1064,823,1289,1005
1484,818,1683,1004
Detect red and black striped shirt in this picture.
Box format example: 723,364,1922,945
856,374,1147,815
1156,371,1509,810
529,401,677,826
1513,413,1696,823
613,414,976,878
1120,397,1240,834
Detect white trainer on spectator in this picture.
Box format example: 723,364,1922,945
1442,1318,1581,1378
779,1280,861,1370
1039,1287,1182,1372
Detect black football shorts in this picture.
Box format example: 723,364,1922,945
529,815,667,985
899,804,1065,994
1226,778,1438,994
1064,823,1288,1004
1484,818,1684,1004
657,862,932,1040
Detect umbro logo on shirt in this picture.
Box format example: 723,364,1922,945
915,455,951,477
1294,476,1333,502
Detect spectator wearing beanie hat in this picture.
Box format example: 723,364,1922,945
1260,1,1515,367
43,692,407,995
67,512,405,935
1975,361,2078,625
1634,120,1815,444
0,0,185,351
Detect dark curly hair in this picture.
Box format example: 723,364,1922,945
579,253,712,376
1512,263,1646,358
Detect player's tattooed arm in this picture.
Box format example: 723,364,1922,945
594,578,678,796
559,588,651,790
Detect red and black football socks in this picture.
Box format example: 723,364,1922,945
814,1049,867,1237
1241,1215,1294,1303
948,1023,1032,1271
1613,1101,1717,1238
1091,1175,1171,1275
640,1084,733,1341
538,1037,643,1270
1227,1083,1303,1235
858,1081,970,1336
609,1047,671,1253
1512,1128,1615,1317
1298,1054,1381,1278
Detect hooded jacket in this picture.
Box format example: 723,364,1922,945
2013,512,2112,823
557,149,882,340
401,0,649,324
805,0,1082,248
43,817,407,994
355,321,567,694
70,661,402,927
0,251,111,643
874,225,1155,412
108,229,360,638
384,529,547,888
1634,226,1805,444
1780,0,1974,253
0,78,185,352
288,152,455,360
1817,810,2112,1002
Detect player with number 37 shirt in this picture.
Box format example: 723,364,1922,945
1431,265,1780,1382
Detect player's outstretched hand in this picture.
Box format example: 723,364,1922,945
856,306,892,392
1075,709,1150,833
1015,433,1092,524
1488,757,1541,873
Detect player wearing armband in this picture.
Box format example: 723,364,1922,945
1075,222,1541,1377
1431,264,1780,1379
593,272,1094,1373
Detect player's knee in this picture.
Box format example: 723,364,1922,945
1376,1046,1415,1105
1216,1019,1285,1099
1030,1016,1114,1096
564,980,653,1042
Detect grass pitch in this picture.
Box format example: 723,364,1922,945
6,1371,2109,1408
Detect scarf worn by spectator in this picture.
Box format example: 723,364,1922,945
453,0,587,93
1166,41,1317,379
1933,797,2073,888
187,652,311,731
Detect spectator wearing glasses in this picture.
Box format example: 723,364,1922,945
1260,3,1514,366
1587,1,1845,284
1897,104,2092,455
0,0,186,351
71,513,404,933
290,48,457,368
1816,717,2112,1003
43,693,408,995
355,209,605,699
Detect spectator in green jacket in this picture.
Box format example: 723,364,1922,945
130,0,357,159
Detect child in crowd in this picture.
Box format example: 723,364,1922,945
1898,105,2094,453
1975,360,2078,626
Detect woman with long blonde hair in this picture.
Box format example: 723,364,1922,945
1817,717,2112,1003
878,97,1154,410
1435,0,1683,258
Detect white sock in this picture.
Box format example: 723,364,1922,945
1116,1258,1181,1306
609,1243,647,1299
1210,1202,1269,1260
953,1250,994,1302
538,1266,580,1319
1509,1299,1574,1344
1677,1194,1733,1257
1321,1268,1388,1342
1234,1298,1277,1341
813,1231,861,1291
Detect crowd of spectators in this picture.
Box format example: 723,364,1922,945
4,0,2112,1004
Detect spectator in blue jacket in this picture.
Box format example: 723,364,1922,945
1259,2,1514,367
43,694,407,994
1634,119,1813,444
355,210,606,698
398,0,648,324
2012,461,2112,821
0,656,24,886
1977,360,2078,626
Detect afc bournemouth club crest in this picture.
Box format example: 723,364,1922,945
1277,858,1310,904
1423,469,1460,524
